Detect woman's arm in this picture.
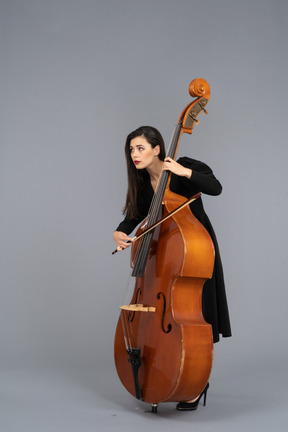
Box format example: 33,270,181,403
114,183,151,249
165,156,222,196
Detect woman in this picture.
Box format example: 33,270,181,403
113,126,231,410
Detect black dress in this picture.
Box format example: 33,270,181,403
116,157,231,343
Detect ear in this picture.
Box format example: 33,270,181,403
154,145,160,156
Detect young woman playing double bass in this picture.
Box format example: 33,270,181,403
113,125,231,411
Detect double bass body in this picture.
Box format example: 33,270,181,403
114,186,215,404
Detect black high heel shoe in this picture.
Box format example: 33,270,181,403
176,383,209,411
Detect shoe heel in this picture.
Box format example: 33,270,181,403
202,383,209,406
203,389,207,406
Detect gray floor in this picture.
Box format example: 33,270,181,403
1,359,287,432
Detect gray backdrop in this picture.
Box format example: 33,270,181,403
1,0,288,431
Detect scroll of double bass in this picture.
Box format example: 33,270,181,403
114,78,214,412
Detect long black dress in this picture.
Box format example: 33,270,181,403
115,157,231,343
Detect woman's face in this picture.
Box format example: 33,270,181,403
129,136,160,170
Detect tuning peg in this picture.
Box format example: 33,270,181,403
199,100,209,115
189,112,200,125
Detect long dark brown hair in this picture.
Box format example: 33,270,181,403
123,126,166,220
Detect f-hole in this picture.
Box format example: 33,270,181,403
157,292,172,333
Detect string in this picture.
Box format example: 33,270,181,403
121,122,182,347
132,123,182,277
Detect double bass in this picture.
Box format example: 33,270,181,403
114,78,215,412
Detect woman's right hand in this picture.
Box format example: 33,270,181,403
113,231,134,251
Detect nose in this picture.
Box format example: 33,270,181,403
132,149,140,158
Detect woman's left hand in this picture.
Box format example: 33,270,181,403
162,157,192,178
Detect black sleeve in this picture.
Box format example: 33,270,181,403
115,216,142,235
171,157,222,196
115,184,151,235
